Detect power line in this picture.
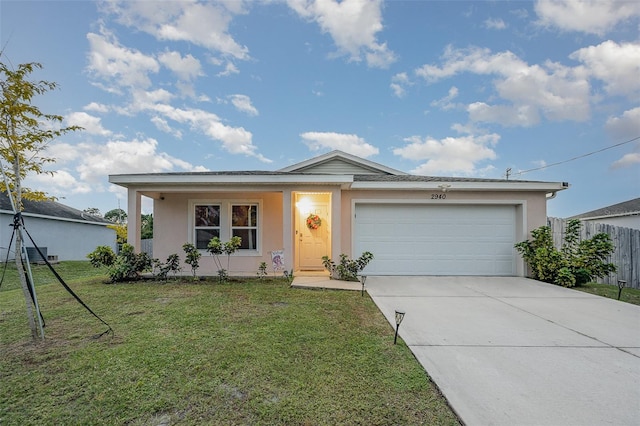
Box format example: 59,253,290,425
514,135,640,176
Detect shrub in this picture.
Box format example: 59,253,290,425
87,245,116,268
88,244,153,282
182,243,201,278
154,254,181,281
207,236,242,282
322,252,374,281
257,262,267,279
515,219,616,287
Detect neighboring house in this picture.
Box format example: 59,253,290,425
568,198,640,230
0,192,117,262
109,150,569,277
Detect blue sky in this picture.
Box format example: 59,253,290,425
1,0,638,218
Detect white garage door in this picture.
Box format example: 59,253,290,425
354,204,516,276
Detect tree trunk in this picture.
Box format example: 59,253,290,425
12,157,39,340
15,229,38,339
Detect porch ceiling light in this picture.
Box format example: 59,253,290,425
296,197,313,215
394,310,405,345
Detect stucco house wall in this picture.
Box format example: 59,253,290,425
153,191,284,275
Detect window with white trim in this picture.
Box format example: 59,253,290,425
231,204,258,250
194,204,220,249
191,200,261,252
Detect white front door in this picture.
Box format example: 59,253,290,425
298,202,330,270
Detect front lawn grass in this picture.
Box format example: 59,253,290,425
0,274,459,425
573,282,640,306
0,260,108,292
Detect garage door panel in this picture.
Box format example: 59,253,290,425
354,204,516,276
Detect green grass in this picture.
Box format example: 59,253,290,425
0,268,459,425
573,282,640,305
0,261,108,292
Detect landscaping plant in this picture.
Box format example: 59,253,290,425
257,261,267,279
153,253,181,281
182,243,201,279
515,219,616,287
207,236,242,282
87,244,153,282
322,252,374,281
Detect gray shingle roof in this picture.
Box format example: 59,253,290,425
353,174,550,183
0,192,113,224
569,197,640,219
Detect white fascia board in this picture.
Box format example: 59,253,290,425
109,174,354,186
350,181,569,192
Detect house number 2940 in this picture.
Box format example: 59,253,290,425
431,193,447,199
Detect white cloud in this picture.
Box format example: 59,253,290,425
468,102,540,127
150,104,271,162
29,170,93,195
102,0,250,59
534,0,640,36
611,152,640,169
128,88,175,113
393,133,499,175
83,102,110,113
151,116,183,139
228,94,259,116
415,45,591,125
76,138,202,184
86,31,159,90
300,131,379,157
45,142,81,164
65,112,112,136
431,86,459,111
217,61,240,77
158,50,203,81
605,107,640,140
390,72,411,98
34,138,206,197
287,0,396,68
484,18,506,30
570,40,640,98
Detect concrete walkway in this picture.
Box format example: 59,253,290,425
291,275,362,291
365,276,640,426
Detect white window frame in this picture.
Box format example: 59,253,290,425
230,203,259,251
193,203,221,250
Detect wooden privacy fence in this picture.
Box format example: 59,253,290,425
548,217,639,289
141,239,153,257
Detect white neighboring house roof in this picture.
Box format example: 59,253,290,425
569,198,640,221
109,150,570,195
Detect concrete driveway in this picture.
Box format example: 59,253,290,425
365,276,640,426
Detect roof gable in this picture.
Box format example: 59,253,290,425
278,150,405,175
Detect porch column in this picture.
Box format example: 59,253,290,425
282,189,293,271
331,187,341,259
127,188,142,253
